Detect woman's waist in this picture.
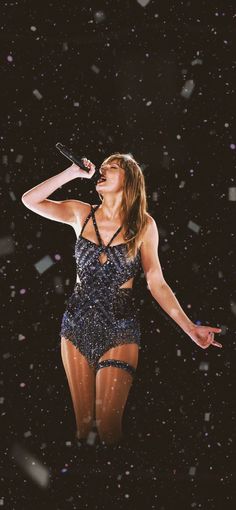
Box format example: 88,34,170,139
72,282,136,306
74,281,135,293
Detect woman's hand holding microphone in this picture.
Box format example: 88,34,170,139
69,158,96,179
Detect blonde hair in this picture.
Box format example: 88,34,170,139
97,152,149,260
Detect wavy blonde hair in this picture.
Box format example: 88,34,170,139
97,152,149,260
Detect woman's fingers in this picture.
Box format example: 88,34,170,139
208,332,222,348
211,340,223,348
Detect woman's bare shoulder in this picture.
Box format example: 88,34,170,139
140,213,158,243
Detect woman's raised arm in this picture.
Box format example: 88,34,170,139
21,159,95,226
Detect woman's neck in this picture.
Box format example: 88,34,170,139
98,199,123,222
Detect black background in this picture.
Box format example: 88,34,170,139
1,1,235,508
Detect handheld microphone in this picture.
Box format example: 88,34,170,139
55,142,96,173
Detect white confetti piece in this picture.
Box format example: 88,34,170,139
228,187,236,201
191,58,203,66
33,89,43,100
230,300,236,316
94,10,106,23
11,442,50,488
62,42,68,51
199,361,209,371
189,466,196,476
204,412,210,421
16,154,23,163
9,191,16,201
3,352,11,360
180,79,195,99
18,334,26,341
0,236,14,257
24,431,32,438
91,64,100,74
137,0,151,6
34,255,55,275
187,220,201,234
86,430,97,445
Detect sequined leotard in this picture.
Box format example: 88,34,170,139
60,204,142,376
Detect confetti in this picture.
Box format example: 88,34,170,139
187,220,201,234
228,187,236,201
34,255,55,275
33,89,43,100
0,235,15,256
137,0,151,7
199,361,209,371
11,442,50,488
180,80,195,99
91,64,100,74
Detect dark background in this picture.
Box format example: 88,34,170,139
1,0,235,508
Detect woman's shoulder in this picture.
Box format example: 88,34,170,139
141,213,159,243
144,212,156,226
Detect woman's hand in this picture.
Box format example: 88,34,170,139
187,324,222,349
69,158,96,179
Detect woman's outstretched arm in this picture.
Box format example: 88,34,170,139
140,216,222,349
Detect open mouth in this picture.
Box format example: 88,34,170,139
97,177,107,183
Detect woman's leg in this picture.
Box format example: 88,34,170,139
61,337,95,439
95,343,139,445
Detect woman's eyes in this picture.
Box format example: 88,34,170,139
101,165,118,170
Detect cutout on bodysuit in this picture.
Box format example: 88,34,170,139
98,251,108,266
119,277,133,289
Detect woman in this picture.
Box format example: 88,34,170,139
21,153,222,445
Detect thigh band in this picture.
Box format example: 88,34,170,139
96,359,136,377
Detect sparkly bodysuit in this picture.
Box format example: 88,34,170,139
60,204,142,377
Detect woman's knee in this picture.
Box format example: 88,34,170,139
96,410,122,444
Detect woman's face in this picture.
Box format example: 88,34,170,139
96,159,125,194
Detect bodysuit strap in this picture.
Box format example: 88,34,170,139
91,205,123,248
80,206,94,236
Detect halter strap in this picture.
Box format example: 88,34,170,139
91,204,123,249
80,207,93,236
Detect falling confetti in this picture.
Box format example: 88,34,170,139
34,255,55,274
187,220,201,234
180,80,195,99
0,236,15,256
199,361,209,371
32,89,43,100
11,442,50,489
136,0,151,7
228,187,236,201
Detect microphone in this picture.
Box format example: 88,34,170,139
55,142,96,173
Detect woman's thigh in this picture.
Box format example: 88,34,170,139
61,337,95,425
95,343,139,428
